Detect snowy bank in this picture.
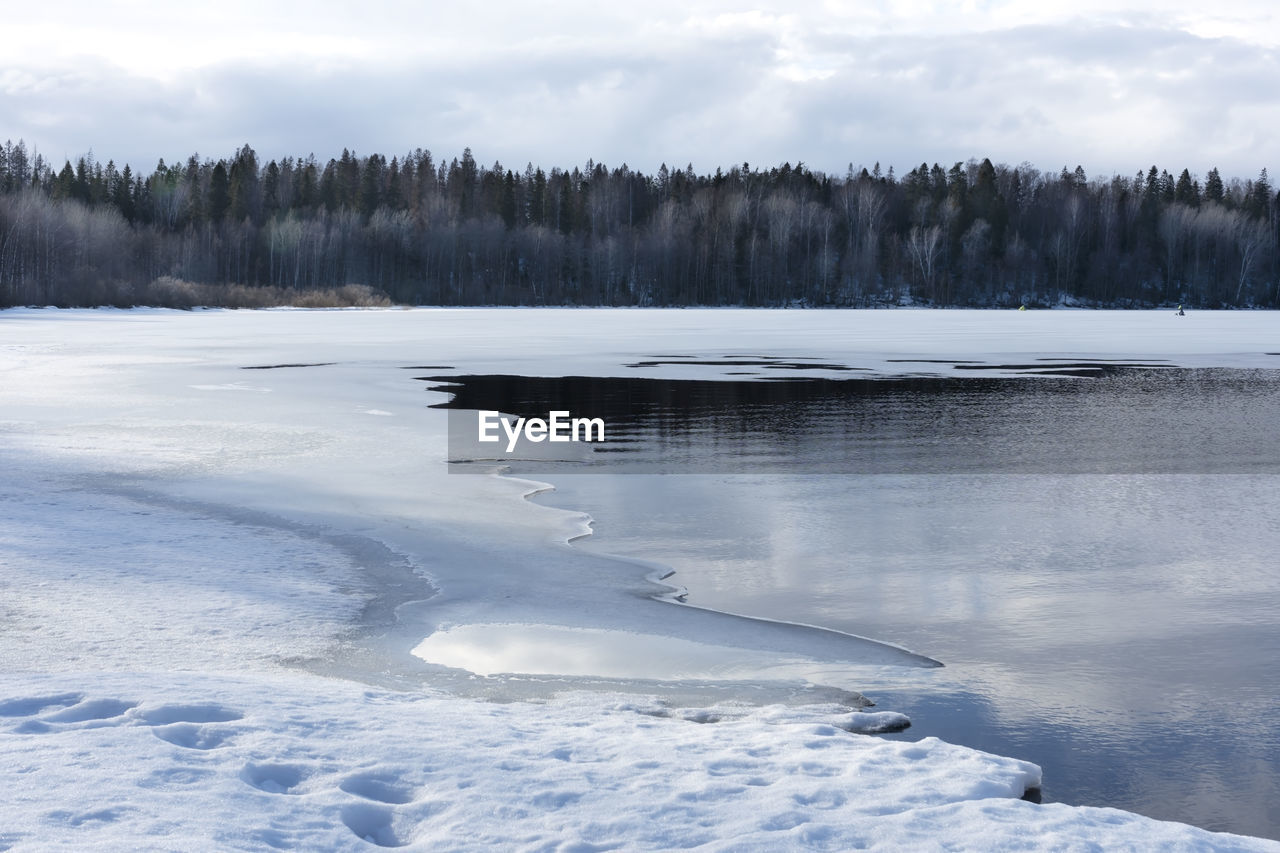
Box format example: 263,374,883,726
5,671,1273,852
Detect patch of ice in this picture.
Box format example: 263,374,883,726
188,382,271,392
413,623,852,681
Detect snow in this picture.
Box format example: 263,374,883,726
3,671,1274,852
2,307,1278,850
834,711,913,734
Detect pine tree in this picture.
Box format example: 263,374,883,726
456,148,477,217
9,140,30,189
183,155,202,223
228,145,259,222
319,160,339,212
557,175,573,235
1249,168,1271,218
90,160,107,205
263,160,281,218
50,161,74,199
971,158,997,213
73,158,91,203
1143,166,1160,200
929,163,947,200
295,157,318,210
1205,167,1224,202
115,164,135,221
387,157,402,210
208,161,230,222
530,168,547,226
132,174,146,222
501,170,517,230
360,153,384,218
1174,169,1197,205
947,162,966,206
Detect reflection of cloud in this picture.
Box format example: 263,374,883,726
2,4,1278,178
561,463,1280,834
569,470,1280,731
412,622,859,682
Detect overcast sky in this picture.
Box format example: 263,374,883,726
3,1,1277,181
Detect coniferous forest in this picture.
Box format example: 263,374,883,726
0,140,1276,308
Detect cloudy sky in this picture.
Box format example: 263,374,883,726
3,1,1277,180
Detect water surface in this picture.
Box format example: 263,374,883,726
432,368,1280,839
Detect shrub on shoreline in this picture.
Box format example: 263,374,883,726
116,278,395,309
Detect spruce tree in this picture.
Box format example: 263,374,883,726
1174,169,1197,205
1205,167,1224,202
263,160,281,218
387,157,402,210
1249,168,1271,218
208,161,230,222
115,164,135,221
530,168,547,226
360,154,384,218
501,170,517,230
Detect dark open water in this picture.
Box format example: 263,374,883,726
431,368,1280,840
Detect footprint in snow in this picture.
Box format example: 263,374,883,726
251,828,295,850
761,811,809,832
137,702,245,750
152,723,237,751
796,761,841,778
47,697,138,723
17,698,139,730
704,758,759,777
341,804,409,848
0,693,85,717
240,762,313,795
46,806,137,826
339,772,417,805
137,767,217,789
136,702,244,725
792,789,848,810
529,790,584,810
4,693,247,748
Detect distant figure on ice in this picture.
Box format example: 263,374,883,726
1018,304,1027,311
1177,304,1185,316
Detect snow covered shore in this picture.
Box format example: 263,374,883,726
2,307,1278,849
6,670,1271,852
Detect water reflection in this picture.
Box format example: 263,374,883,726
412,622,927,684
548,472,1280,839
433,369,1280,475
430,369,1280,840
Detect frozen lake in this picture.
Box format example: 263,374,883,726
437,365,1280,840
4,307,1279,849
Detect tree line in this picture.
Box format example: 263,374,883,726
1,139,1276,308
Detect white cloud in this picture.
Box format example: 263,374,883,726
2,2,1276,179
